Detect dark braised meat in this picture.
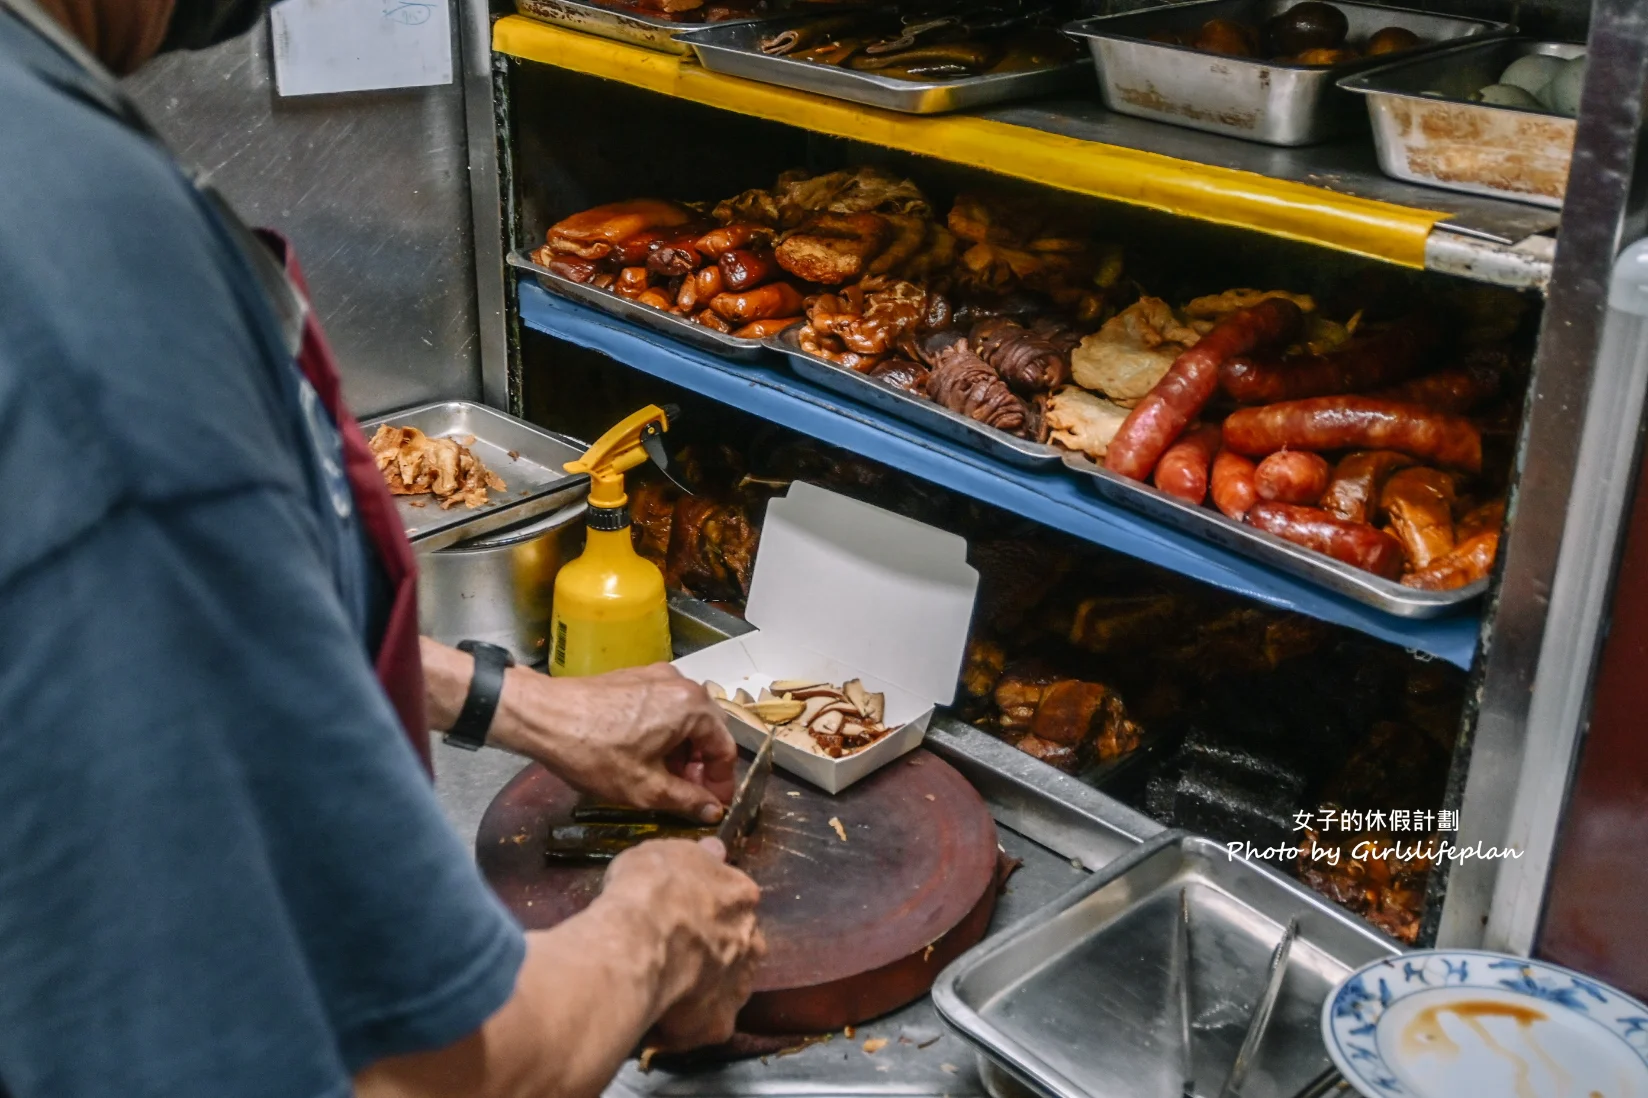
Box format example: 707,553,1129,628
664,496,758,603
864,357,930,395
970,317,1072,395
926,338,1032,436
629,481,679,570
988,660,1141,773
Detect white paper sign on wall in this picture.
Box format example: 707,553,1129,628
270,0,455,97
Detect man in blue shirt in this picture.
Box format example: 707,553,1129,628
0,4,764,1098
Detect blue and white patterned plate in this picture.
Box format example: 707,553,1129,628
1324,949,1648,1098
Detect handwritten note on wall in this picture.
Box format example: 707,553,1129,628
271,0,455,97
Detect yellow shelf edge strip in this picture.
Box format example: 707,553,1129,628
494,16,1445,267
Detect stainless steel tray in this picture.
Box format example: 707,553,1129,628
932,831,1402,1098
1339,38,1583,208
1065,0,1512,146
359,401,590,553
513,0,797,54
768,328,1065,468
679,18,1092,114
1061,451,1487,617
507,250,785,362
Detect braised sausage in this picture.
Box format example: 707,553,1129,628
694,309,733,334
718,249,781,292
1153,424,1222,505
693,264,724,302
732,317,803,340
614,266,651,299
1373,362,1502,414
1211,449,1259,520
635,287,675,312
1106,299,1304,480
1219,314,1441,404
1254,451,1331,505
675,270,703,313
1321,451,1416,524
1222,396,1482,473
1403,530,1498,590
547,255,598,284
646,233,703,278
1380,467,1457,569
697,222,775,257
709,283,806,324
611,228,672,267
1247,502,1405,578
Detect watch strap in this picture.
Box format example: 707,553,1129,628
446,641,514,750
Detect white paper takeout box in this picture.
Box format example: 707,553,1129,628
672,482,979,794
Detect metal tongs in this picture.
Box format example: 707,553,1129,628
1172,893,1326,1098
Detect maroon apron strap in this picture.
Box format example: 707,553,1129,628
254,229,432,775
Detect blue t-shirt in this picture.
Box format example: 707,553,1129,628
0,15,526,1098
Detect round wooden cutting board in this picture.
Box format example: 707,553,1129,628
476,748,1001,1034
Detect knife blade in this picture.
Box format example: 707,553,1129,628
716,727,775,864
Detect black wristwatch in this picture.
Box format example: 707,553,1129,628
445,640,516,751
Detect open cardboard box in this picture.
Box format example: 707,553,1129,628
672,482,978,794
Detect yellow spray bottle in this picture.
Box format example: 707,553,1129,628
548,404,678,677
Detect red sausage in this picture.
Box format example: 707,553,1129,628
1219,314,1441,404
1222,396,1482,473
1153,424,1222,505
709,282,806,324
1211,449,1258,521
1105,299,1304,481
718,248,781,292
1254,450,1332,505
1373,362,1502,414
1247,502,1405,578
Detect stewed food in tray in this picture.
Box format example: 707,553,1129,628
517,163,1530,611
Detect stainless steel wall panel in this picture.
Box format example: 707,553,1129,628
125,19,481,417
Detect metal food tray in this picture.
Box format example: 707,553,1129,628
768,328,1065,468
1061,452,1487,617
507,250,783,363
1064,0,1513,146
360,401,590,553
678,18,1092,114
513,0,799,54
1339,38,1584,209
933,831,1401,1098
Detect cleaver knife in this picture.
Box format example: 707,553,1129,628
716,727,775,864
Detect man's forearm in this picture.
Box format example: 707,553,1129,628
354,900,665,1098
419,636,571,759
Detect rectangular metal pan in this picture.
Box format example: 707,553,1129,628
359,401,590,553
1061,451,1487,617
507,250,784,363
1064,0,1512,145
513,0,800,55
767,328,1065,468
1339,38,1583,208
678,17,1092,114
932,831,1401,1098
